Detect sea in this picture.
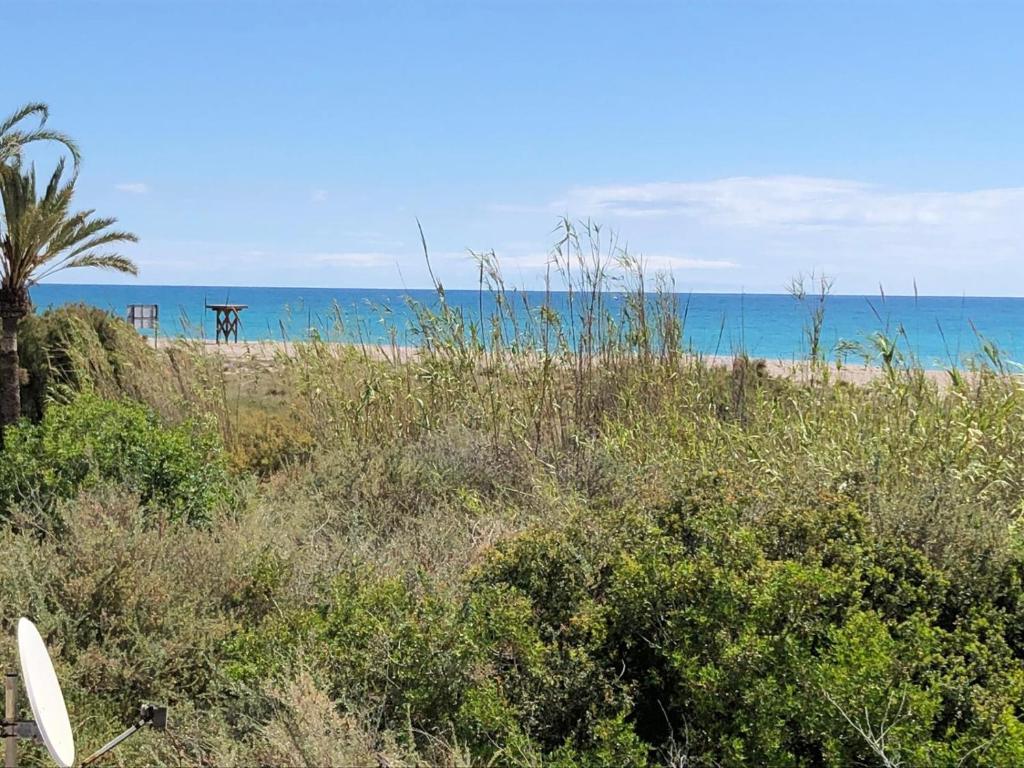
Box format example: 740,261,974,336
28,283,1024,370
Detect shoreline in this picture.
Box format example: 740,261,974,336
145,336,987,386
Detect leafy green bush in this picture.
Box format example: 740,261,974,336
478,493,1024,766
0,393,230,524
224,483,1024,766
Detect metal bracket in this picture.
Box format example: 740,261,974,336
8,723,37,741
141,704,167,731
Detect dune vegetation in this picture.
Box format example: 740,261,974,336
1,218,1024,768
4,104,1024,768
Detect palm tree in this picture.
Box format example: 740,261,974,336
0,159,138,428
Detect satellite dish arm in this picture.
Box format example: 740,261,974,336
80,705,166,767
79,723,143,767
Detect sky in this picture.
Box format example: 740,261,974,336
5,0,1024,295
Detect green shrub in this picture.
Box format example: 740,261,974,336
227,404,315,475
222,484,1024,766
224,572,554,765
0,393,230,524
475,496,1024,766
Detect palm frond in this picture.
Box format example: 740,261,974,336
0,103,80,169
0,160,139,297
44,158,67,201
43,253,139,278
0,103,48,136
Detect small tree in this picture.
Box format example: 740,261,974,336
0,159,137,429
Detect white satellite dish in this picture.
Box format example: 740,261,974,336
16,619,74,768
4,618,165,768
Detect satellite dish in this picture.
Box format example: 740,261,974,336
16,618,74,768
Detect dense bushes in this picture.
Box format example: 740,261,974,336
219,483,1024,766
0,393,230,524
2,341,1024,764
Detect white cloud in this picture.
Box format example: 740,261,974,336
313,252,394,268
563,176,1024,230
492,251,551,270
643,255,739,270
531,175,1024,294
115,182,149,194
77,176,1024,294
493,251,736,272
310,189,329,203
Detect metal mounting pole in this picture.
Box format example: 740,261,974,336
4,672,16,768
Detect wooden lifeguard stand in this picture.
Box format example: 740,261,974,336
206,303,247,343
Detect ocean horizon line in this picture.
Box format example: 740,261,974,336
31,281,1024,301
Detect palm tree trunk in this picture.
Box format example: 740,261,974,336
0,312,22,433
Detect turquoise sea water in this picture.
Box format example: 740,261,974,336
28,283,1024,370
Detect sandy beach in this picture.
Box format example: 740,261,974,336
146,336,978,387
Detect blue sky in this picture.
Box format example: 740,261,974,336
6,0,1024,294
